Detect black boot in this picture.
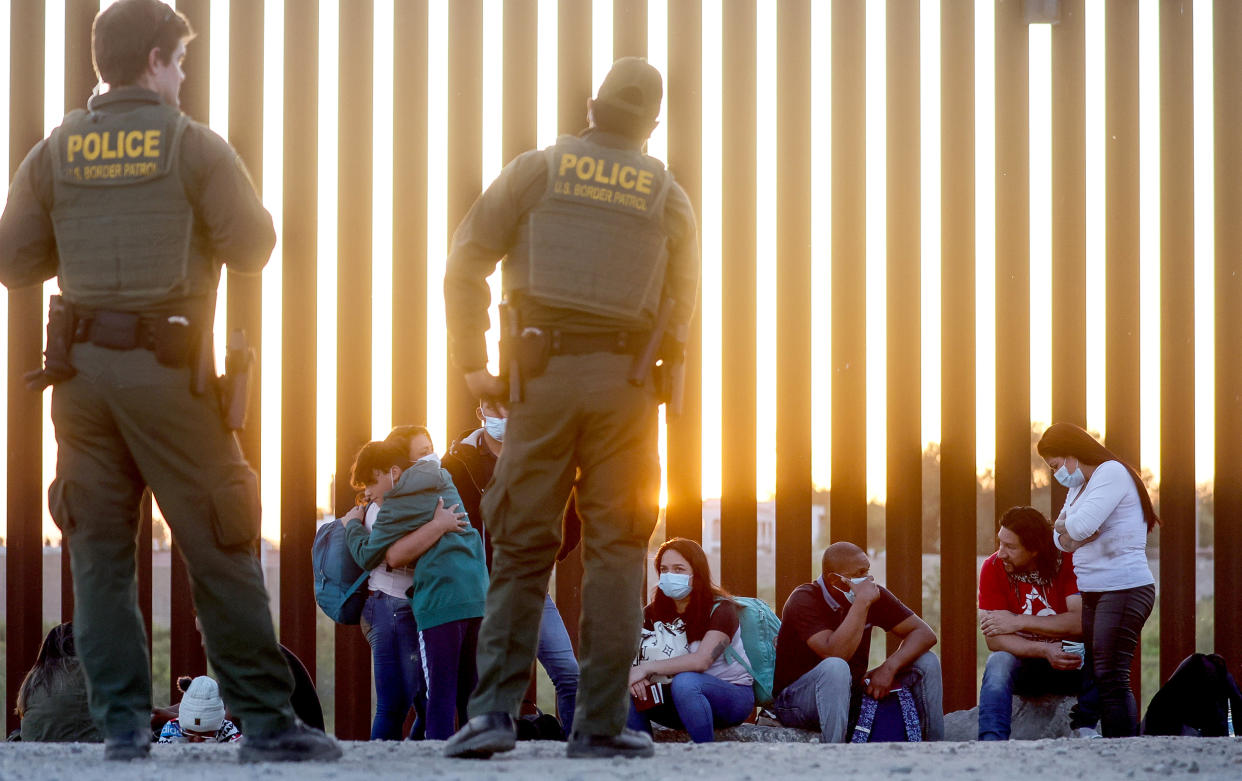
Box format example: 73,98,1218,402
238,721,343,763
443,712,517,759
104,729,150,761
566,727,654,758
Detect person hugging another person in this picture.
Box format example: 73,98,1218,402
157,676,241,743
342,433,489,741
626,538,755,743
978,506,1098,740
1036,422,1158,738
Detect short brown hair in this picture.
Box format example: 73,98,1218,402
349,441,410,490
93,0,195,86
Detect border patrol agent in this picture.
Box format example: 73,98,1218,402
0,0,339,762
443,58,700,759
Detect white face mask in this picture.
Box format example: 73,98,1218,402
482,415,507,443
657,572,693,600
833,574,873,604
1054,464,1085,488
417,452,440,468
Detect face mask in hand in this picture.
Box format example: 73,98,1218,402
834,574,872,604
1054,465,1085,488
483,415,507,442
657,572,693,600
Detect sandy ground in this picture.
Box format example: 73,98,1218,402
1,737,1240,781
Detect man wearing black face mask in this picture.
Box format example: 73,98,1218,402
771,542,943,742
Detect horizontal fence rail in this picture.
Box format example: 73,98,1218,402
2,0,1238,737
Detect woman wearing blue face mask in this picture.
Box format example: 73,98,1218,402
626,538,755,742
1036,422,1159,738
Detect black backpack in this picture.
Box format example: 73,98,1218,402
1141,653,1242,737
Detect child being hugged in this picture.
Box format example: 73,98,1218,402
342,436,488,740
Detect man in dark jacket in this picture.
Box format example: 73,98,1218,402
442,398,581,734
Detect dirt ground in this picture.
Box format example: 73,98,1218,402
1,737,1240,781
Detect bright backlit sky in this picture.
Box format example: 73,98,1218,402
0,0,1219,543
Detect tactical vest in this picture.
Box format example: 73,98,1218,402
505,135,674,323
48,102,203,310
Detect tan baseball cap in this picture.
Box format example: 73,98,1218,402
595,57,663,120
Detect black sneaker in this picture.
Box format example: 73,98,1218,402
566,728,654,759
238,721,343,763
443,712,517,759
104,730,150,761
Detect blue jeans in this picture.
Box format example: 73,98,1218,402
626,672,755,743
536,593,579,730
1082,584,1155,737
978,650,1096,740
773,651,944,742
360,591,426,740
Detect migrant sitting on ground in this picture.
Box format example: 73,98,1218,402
626,538,756,743
977,506,1098,740
772,542,944,742
157,676,241,743
13,622,101,743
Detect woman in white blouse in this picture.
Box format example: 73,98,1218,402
1036,422,1158,737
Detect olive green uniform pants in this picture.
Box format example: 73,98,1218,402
470,352,660,736
49,343,295,738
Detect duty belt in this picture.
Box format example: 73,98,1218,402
547,330,647,356
72,309,197,367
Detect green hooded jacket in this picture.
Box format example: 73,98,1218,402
345,458,489,630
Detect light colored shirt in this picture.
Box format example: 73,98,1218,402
1054,460,1154,592
364,502,415,599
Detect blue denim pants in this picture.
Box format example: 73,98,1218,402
978,650,1096,740
626,671,755,743
360,591,426,740
536,593,580,730
773,651,944,743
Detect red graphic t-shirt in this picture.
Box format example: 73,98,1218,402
978,551,1078,618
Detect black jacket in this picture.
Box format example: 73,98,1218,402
441,427,580,572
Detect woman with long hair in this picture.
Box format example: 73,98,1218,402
1036,422,1158,737
15,622,101,742
626,538,755,742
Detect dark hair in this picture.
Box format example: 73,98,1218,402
349,440,411,490
998,506,1061,582
93,0,195,86
590,100,657,143
15,623,79,718
384,425,433,455
1036,422,1160,532
648,537,732,643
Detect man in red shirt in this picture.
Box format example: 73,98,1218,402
978,506,1099,739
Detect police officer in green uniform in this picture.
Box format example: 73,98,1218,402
0,0,339,762
443,58,699,759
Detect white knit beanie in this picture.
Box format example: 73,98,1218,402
179,676,226,734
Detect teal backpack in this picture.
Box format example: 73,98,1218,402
312,519,371,624
714,597,781,706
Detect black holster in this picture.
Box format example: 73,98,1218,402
25,295,78,391
220,329,253,431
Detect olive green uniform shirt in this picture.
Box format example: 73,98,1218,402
444,128,699,372
0,86,274,308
